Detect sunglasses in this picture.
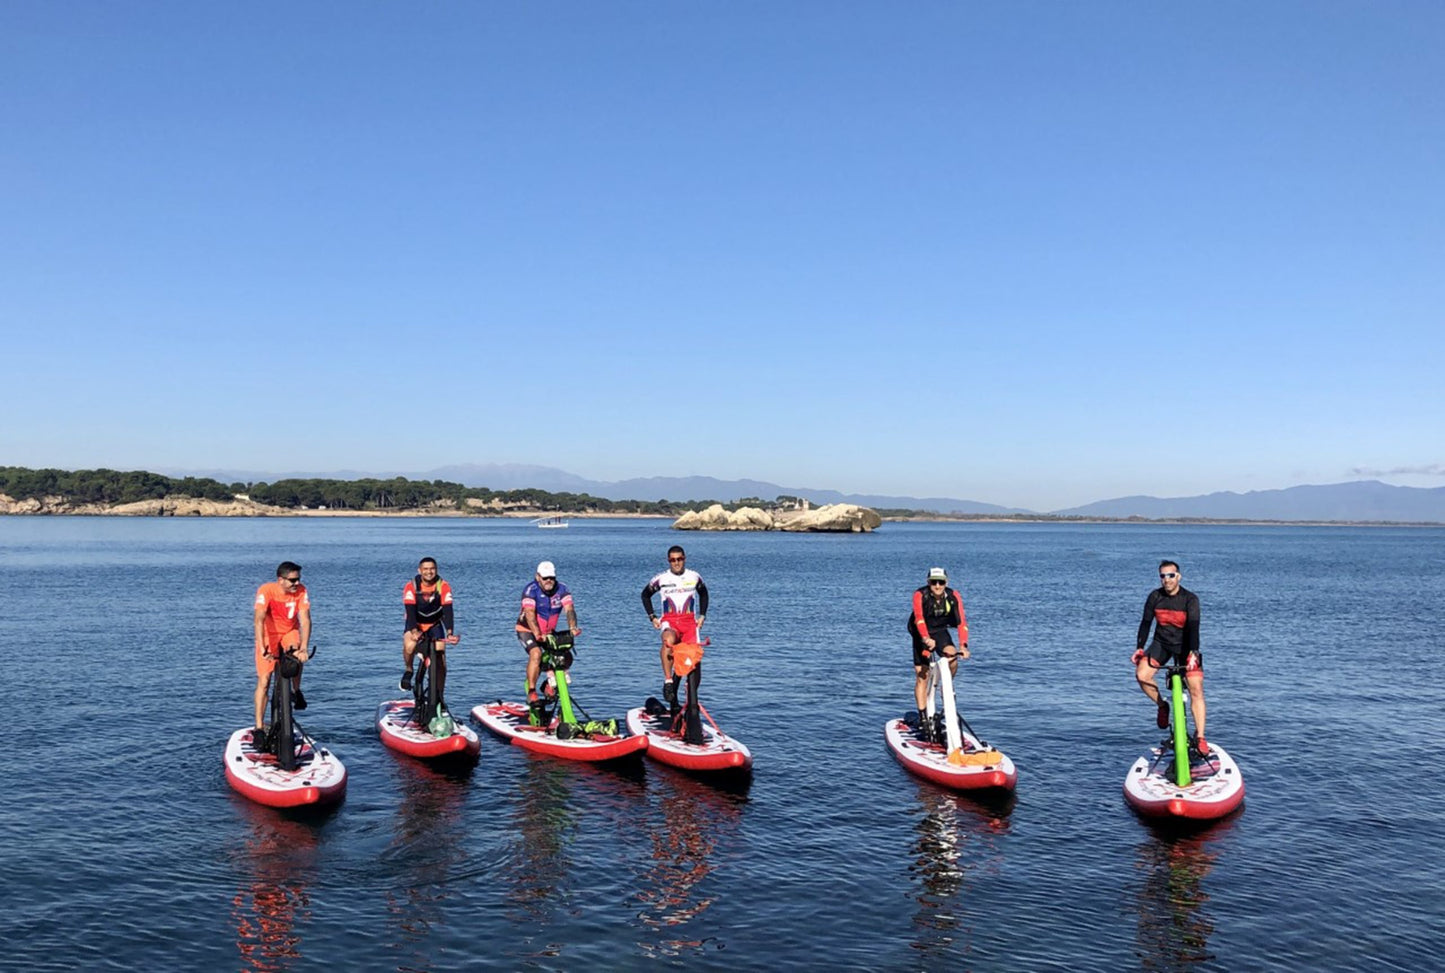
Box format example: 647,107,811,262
1159,572,1178,579
283,576,301,583
668,557,685,563
929,580,947,586
541,576,556,582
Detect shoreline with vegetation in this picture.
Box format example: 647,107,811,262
0,466,693,518
1,466,1440,527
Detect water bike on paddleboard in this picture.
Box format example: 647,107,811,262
885,642,1016,792
472,632,645,762
378,626,479,761
626,637,753,775
1124,660,1244,821
226,646,347,809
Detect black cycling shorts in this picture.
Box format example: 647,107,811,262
410,622,448,648
912,630,955,669
1145,642,1202,672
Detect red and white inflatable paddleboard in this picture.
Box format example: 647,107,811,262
224,726,347,809
376,699,480,761
884,717,1016,792
1124,741,1245,821
471,701,647,762
626,705,752,774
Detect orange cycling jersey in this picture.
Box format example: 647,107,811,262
256,581,310,645
403,577,454,633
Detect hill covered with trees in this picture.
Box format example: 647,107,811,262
0,466,705,516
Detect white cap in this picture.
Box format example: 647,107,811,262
927,567,948,582
536,561,556,578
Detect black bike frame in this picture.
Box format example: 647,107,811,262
269,653,298,771
413,631,445,728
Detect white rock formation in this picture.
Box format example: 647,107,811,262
778,503,882,532
672,501,878,532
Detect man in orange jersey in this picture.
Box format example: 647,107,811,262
253,561,311,739
400,556,459,698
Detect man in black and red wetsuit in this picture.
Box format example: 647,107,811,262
400,557,459,699
909,566,970,734
1132,559,1208,754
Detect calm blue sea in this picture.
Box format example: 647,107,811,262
1,517,1442,972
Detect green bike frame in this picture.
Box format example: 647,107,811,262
533,636,580,728
1170,669,1191,787
550,662,580,727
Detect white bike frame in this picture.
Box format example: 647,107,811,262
923,651,965,756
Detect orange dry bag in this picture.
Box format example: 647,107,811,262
673,641,705,676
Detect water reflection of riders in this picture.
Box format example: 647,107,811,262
908,786,1012,959
385,758,475,952
502,758,583,921
635,775,746,957
230,805,321,973
1132,827,1225,970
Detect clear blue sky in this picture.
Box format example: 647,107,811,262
2,2,1441,510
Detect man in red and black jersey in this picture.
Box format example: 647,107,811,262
400,557,459,696
1133,559,1208,753
909,566,970,730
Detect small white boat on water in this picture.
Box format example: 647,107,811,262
533,516,569,529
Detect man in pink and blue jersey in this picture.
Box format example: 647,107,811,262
515,560,581,719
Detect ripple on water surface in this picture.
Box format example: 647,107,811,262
1,518,1443,970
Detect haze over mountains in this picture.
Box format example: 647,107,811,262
159,463,1445,523
1051,480,1445,523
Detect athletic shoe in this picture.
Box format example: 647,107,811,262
1194,735,1211,756
293,689,307,711
1156,699,1170,729
251,726,270,752
400,669,413,692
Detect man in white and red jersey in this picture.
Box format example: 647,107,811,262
400,556,459,695
641,545,709,707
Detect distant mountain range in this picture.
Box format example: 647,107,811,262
160,463,1445,522
166,463,1025,515
423,464,1027,515
1051,480,1445,522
